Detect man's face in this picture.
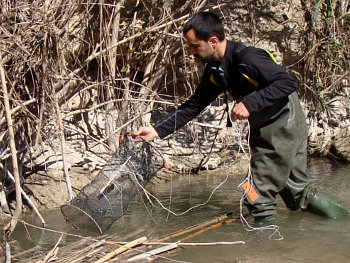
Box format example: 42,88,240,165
184,29,216,64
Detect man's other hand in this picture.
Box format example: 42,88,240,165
230,102,250,121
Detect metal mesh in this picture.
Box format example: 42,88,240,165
61,135,164,234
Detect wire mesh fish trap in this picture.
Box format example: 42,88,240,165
61,135,164,234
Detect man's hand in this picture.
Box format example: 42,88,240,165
129,126,159,142
230,102,250,121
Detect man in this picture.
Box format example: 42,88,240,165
131,12,348,222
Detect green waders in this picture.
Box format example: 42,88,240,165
244,92,311,217
243,92,349,219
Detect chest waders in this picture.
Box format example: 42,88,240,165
244,92,349,219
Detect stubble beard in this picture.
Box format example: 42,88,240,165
194,52,216,64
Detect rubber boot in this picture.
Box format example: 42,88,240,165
254,215,277,226
305,191,349,219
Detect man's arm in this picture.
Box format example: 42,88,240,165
153,70,224,139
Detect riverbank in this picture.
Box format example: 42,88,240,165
16,101,350,212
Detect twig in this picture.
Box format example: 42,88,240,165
1,212,99,241
55,3,228,97
0,181,10,213
41,234,63,263
5,242,11,263
90,109,153,148
0,162,46,225
53,87,73,201
0,98,37,127
127,243,178,262
62,240,106,263
178,216,241,242
147,213,245,262
63,124,112,151
94,236,147,263
320,71,350,96
158,212,234,242
11,245,41,260
1,50,23,235
63,98,175,118
114,241,245,246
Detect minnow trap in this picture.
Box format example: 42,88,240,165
61,135,164,234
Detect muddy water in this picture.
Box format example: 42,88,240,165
8,158,350,262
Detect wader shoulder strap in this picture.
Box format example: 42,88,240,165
234,43,276,88
225,44,276,127
224,43,252,127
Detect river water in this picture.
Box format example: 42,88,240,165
7,158,350,262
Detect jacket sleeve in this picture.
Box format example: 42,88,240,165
154,68,224,139
239,47,298,114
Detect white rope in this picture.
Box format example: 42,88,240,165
128,154,229,217
127,106,283,240
229,112,283,240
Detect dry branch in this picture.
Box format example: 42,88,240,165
0,162,46,225
5,242,11,263
115,241,245,246
65,240,105,263
94,236,147,263
54,93,73,201
40,234,63,263
0,98,37,127
1,51,23,235
127,243,178,262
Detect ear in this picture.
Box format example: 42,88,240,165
208,36,219,48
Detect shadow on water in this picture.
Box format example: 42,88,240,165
6,158,350,262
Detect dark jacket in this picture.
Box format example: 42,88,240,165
154,40,298,139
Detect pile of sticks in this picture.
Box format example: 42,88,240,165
7,212,245,262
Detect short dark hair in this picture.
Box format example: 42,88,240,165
183,12,225,41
